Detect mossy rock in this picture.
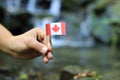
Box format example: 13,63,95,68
62,65,82,74
60,65,82,80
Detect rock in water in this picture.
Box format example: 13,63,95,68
60,65,83,80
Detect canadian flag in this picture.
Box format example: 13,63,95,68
46,22,66,36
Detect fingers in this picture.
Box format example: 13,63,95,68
27,39,52,63
35,28,52,51
28,39,47,54
37,29,52,49
35,28,52,63
42,52,52,63
27,28,53,63
47,52,53,59
43,56,49,63
43,36,52,63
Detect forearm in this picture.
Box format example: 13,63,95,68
0,24,13,53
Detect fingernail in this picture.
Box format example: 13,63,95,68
43,57,49,63
48,52,53,59
41,47,47,53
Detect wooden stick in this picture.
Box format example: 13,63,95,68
45,35,50,47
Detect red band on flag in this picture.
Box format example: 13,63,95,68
61,22,66,35
46,23,51,36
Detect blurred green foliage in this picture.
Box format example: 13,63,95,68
19,73,28,80
111,0,120,16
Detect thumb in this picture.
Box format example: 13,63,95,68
27,39,48,54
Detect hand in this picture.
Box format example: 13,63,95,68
5,28,52,63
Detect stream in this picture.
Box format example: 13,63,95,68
0,46,120,79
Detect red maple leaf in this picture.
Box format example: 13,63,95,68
52,24,60,32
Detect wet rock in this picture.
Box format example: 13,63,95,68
60,65,83,80
60,65,100,80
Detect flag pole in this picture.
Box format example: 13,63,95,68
45,35,50,47
42,32,50,61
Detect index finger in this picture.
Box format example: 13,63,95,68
36,28,52,51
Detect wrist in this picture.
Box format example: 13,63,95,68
0,35,14,55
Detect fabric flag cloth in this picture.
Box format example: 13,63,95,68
46,22,66,36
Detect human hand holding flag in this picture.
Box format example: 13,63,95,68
42,22,66,63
